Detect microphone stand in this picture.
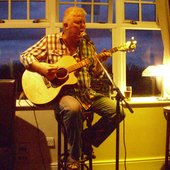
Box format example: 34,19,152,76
90,44,134,170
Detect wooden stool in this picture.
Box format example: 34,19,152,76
163,106,170,170
57,112,94,170
57,114,68,170
81,111,94,170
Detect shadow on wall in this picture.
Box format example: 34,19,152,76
15,116,51,170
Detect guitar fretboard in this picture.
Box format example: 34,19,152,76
67,47,119,73
67,58,91,73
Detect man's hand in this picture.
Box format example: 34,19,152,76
92,49,111,77
100,49,111,61
29,62,58,81
40,63,59,81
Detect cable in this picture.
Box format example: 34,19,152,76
122,108,127,170
33,108,47,170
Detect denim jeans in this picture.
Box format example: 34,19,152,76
55,95,125,160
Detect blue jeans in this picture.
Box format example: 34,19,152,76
55,95,125,160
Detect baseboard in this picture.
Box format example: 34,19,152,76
50,157,165,170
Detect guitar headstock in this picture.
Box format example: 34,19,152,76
117,37,137,52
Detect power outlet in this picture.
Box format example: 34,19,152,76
46,137,55,147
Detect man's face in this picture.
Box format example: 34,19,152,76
66,15,86,42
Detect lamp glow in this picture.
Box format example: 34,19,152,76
142,65,169,100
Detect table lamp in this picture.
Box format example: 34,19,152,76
142,64,169,100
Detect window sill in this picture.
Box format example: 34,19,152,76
16,99,54,111
125,96,170,108
16,97,170,111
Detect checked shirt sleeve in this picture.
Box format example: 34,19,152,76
20,36,48,68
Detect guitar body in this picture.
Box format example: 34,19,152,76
22,56,78,104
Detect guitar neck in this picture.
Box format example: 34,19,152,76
67,58,91,73
67,47,118,73
97,47,118,60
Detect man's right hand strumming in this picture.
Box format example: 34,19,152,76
29,62,58,81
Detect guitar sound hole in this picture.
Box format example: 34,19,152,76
56,68,68,79
51,68,69,87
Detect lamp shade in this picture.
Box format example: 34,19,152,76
142,64,170,99
142,65,168,77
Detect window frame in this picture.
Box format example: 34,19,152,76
124,0,156,22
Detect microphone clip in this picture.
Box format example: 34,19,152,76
80,32,94,45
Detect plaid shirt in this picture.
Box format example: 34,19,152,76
20,32,104,109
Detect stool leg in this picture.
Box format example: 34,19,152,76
88,114,93,170
58,123,62,170
88,154,93,170
58,118,68,170
80,153,90,170
81,112,94,170
63,122,68,170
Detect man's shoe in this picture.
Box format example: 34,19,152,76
82,141,96,159
66,161,80,170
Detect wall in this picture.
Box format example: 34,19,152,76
14,105,167,170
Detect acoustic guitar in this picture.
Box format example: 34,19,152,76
22,39,137,104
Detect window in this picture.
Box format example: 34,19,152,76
124,0,156,22
0,0,46,20
0,29,45,97
0,0,163,98
123,0,161,96
126,30,163,96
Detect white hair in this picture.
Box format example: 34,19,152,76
63,6,87,24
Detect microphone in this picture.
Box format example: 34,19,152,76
80,32,94,44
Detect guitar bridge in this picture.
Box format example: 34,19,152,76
43,77,51,88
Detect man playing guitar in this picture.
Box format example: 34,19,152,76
20,6,127,170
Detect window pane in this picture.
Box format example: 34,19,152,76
0,29,45,98
94,5,108,23
142,4,156,21
80,4,92,22
12,1,27,19
59,4,73,22
125,3,139,21
80,2,108,23
30,1,45,19
86,29,112,67
86,29,112,96
126,30,163,96
0,2,8,19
